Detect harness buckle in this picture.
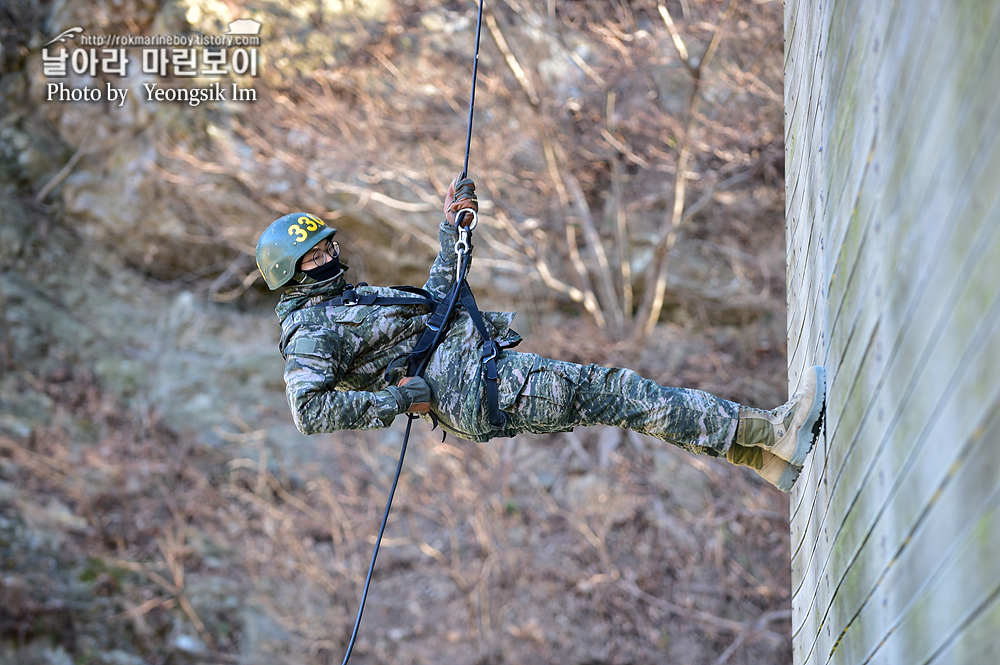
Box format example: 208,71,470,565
481,341,500,364
341,289,359,306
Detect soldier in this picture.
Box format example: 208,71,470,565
255,177,825,492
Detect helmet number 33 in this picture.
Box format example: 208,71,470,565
288,214,325,243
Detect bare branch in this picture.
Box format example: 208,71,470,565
608,95,634,321
568,49,606,88
699,0,738,78
486,12,540,106
640,141,692,338
536,132,607,326
712,609,792,665
619,578,746,633
637,0,740,340
561,164,625,329
657,3,691,67
36,128,93,202
680,166,756,224
566,223,608,328
493,208,607,327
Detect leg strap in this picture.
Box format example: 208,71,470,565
460,282,507,429
403,276,506,430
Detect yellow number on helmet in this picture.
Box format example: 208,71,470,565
287,224,307,242
299,216,318,232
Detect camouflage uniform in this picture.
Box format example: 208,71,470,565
277,217,739,457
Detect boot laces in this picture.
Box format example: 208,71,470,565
744,393,800,439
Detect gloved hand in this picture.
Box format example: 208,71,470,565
444,175,478,227
384,376,432,414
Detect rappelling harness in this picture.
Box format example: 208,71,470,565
338,0,490,661
315,211,506,431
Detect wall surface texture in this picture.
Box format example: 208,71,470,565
785,1,1000,663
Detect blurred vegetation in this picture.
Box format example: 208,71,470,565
0,0,792,663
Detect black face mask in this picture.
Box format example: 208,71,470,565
303,256,341,282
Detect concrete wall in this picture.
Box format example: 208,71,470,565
784,1,1000,663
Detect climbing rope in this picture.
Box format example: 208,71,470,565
339,415,413,665
339,2,486,662
340,231,477,665
461,0,487,180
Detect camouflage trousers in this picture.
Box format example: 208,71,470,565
484,352,740,457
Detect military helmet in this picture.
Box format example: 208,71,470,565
256,212,337,289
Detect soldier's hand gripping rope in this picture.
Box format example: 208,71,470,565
448,176,479,227
445,175,479,283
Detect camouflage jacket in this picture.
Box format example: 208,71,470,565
275,218,523,442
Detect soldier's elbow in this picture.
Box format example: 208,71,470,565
288,390,322,435
296,407,336,435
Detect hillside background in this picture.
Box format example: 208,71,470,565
0,1,791,663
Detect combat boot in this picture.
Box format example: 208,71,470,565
736,365,826,467
726,443,800,492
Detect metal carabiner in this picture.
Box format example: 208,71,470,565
453,209,476,282
455,236,470,256
455,208,478,231
455,248,467,282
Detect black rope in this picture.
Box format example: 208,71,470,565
339,415,414,665
461,0,487,180
339,2,485,660
339,252,473,665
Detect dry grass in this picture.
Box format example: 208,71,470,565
1,360,791,664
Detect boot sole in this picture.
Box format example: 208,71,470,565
775,461,802,493
788,365,826,466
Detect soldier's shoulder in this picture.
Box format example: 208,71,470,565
282,297,373,327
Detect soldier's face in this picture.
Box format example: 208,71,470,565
299,238,340,271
